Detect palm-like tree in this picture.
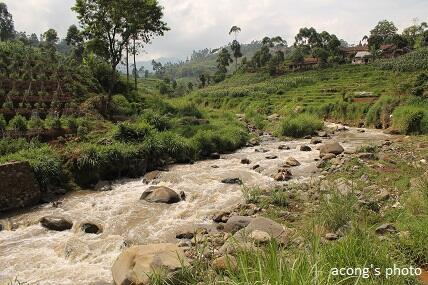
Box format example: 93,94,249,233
229,26,241,41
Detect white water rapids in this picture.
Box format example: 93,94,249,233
0,124,391,285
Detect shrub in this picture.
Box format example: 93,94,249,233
279,113,323,138
0,114,6,134
141,111,172,131
114,121,152,142
112,94,133,115
8,114,28,132
28,114,44,130
44,115,62,129
392,105,428,134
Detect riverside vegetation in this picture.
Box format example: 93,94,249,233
1,1,428,284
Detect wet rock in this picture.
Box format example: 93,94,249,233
278,145,291,150
176,230,194,239
251,164,260,170
248,138,260,146
211,165,219,169
320,142,344,156
249,230,271,243
213,211,230,223
357,129,366,133
265,155,278,159
81,223,102,234
40,216,73,231
140,186,181,204
274,169,293,181
212,255,238,271
210,153,221,159
0,223,3,231
143,170,162,183
255,148,269,153
112,243,189,285
322,153,336,160
317,131,328,137
285,157,301,167
375,224,397,235
94,180,112,192
221,178,243,185
300,145,312,152
310,138,322,144
241,158,251,164
224,216,253,233
325,233,339,241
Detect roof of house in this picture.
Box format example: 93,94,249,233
342,44,369,53
355,51,372,58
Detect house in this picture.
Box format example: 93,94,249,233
288,57,319,71
342,43,369,59
352,51,372,64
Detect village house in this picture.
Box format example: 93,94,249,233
288,57,319,71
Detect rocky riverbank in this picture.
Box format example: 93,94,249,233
2,122,426,285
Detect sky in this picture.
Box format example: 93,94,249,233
4,0,428,62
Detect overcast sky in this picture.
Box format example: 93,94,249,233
4,0,428,62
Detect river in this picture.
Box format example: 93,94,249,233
0,124,391,285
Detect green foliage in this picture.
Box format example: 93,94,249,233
114,121,152,142
112,95,133,115
365,95,398,128
27,114,44,130
375,47,428,71
279,113,323,138
0,145,63,191
392,104,428,134
44,115,62,129
8,114,28,132
0,114,6,132
141,111,171,131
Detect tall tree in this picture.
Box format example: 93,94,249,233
216,48,233,74
229,25,241,41
66,25,84,61
369,20,398,49
0,2,14,41
43,28,59,45
72,0,168,113
230,40,242,71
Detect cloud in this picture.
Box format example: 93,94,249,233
4,0,428,61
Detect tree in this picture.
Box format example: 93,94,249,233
43,28,59,45
29,33,39,46
230,40,242,71
66,25,84,61
0,2,14,41
152,60,165,76
199,74,206,88
403,22,428,49
72,0,169,113
229,25,241,41
216,48,233,74
369,20,398,48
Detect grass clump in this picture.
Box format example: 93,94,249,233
392,105,428,134
279,113,323,138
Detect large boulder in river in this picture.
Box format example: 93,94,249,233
140,186,181,204
319,142,344,156
112,243,189,285
40,216,73,231
285,157,300,167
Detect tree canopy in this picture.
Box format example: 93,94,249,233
0,2,14,41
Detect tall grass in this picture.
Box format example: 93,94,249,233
392,105,428,134
279,113,323,138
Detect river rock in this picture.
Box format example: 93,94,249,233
278,145,291,150
143,171,162,183
310,138,322,144
212,255,238,271
325,233,339,241
81,223,102,234
251,164,260,170
274,169,293,181
237,217,291,245
213,211,230,223
0,223,3,231
285,157,300,167
241,158,251,164
322,153,336,160
176,230,194,240
94,181,112,191
249,230,271,243
210,153,221,159
140,186,181,204
221,178,243,185
111,243,189,285
317,131,328,137
357,153,376,160
320,142,344,156
40,216,73,231
265,155,278,159
300,145,312,152
224,216,253,233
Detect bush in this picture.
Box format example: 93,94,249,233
0,114,6,134
112,94,133,115
392,105,428,134
8,114,28,132
141,111,172,131
114,121,152,142
279,113,323,138
28,114,44,130
44,115,62,129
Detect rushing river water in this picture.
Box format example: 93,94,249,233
0,124,391,285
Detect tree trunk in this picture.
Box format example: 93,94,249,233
107,64,118,118
126,43,129,95
235,56,238,72
133,38,138,91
